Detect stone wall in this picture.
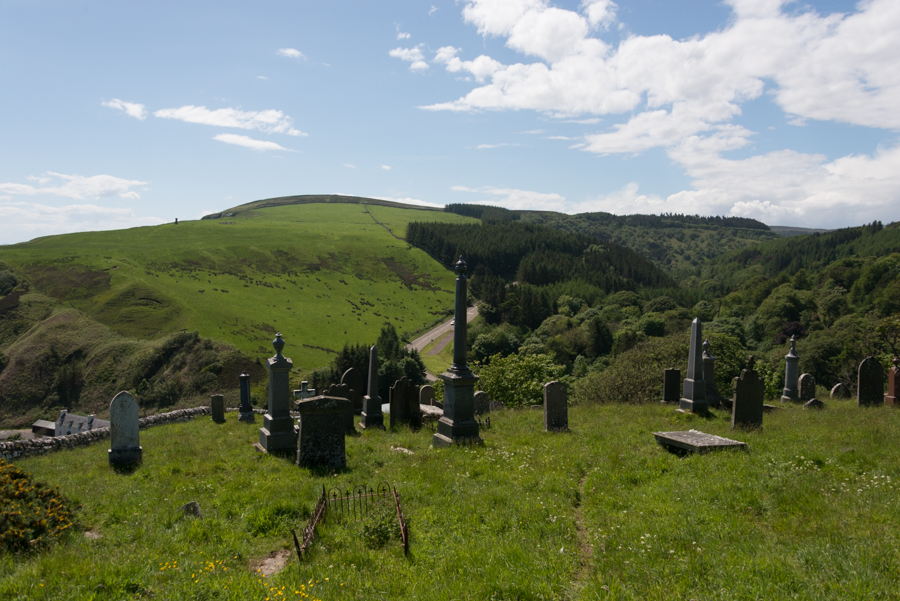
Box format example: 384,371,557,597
0,406,213,461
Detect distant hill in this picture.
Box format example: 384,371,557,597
769,225,832,237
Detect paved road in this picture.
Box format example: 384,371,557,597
406,304,479,353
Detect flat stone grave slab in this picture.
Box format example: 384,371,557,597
654,429,747,454
421,404,442,420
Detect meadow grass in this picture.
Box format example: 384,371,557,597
419,332,455,376
0,203,477,371
2,401,899,600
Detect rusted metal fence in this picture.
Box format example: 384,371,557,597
292,481,409,560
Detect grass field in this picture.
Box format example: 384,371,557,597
4,401,900,600
0,201,477,372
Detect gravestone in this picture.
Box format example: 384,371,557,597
679,318,708,413
473,391,490,416
886,357,899,408
210,394,225,423
341,368,364,415
798,373,816,402
419,385,436,407
857,356,884,407
294,381,316,401
434,257,482,446
389,377,422,430
830,383,847,399
731,357,765,430
543,381,568,431
661,368,680,404
654,429,746,454
324,383,356,434
238,372,255,422
803,398,825,410
702,340,721,408
108,391,142,466
489,400,505,412
359,345,384,430
781,335,800,402
259,333,298,452
295,395,350,469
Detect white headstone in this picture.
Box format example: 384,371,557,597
109,391,142,465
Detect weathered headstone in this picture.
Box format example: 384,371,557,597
798,373,816,402
359,345,384,430
781,335,800,402
830,382,847,399
259,333,298,452
210,394,225,423
434,257,482,446
731,357,764,430
341,368,364,415
295,395,350,469
294,381,316,401
886,357,899,408
661,368,680,404
419,385,436,407
857,356,884,407
679,318,708,413
543,381,568,431
489,400,505,412
238,372,255,422
702,340,721,408
473,391,490,416
389,377,422,430
324,383,356,434
803,398,825,410
108,391,142,466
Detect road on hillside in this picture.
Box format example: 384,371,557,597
406,304,479,353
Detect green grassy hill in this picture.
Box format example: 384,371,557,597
4,402,900,599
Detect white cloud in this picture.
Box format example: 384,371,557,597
101,99,147,120
477,143,509,149
344,163,357,168
433,46,503,82
277,48,306,59
0,172,147,200
452,184,567,211
154,105,307,136
581,0,616,30
369,195,444,208
389,45,429,71
213,134,291,152
381,165,392,170
397,32,411,40
257,75,268,80
429,6,438,16
0,201,163,245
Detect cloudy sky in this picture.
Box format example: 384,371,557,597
1,0,898,245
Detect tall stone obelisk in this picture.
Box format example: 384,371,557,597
259,332,298,452
359,345,384,430
434,256,482,447
781,335,800,403
679,318,708,413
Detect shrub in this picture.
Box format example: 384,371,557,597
474,353,567,408
0,459,79,553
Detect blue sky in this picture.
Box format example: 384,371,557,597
1,0,898,245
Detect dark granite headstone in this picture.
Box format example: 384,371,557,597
389,376,422,430
885,357,899,407
419,385,436,407
238,372,255,422
473,391,490,416
803,398,825,410
732,357,764,430
295,395,350,469
702,340,721,408
857,356,884,407
798,373,816,402
543,381,568,431
259,333,297,452
210,394,225,423
830,382,847,399
341,368,364,415
662,368,680,404
324,383,356,434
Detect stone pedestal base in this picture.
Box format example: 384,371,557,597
679,398,709,413
433,370,482,447
238,411,256,423
780,394,800,403
109,446,142,466
359,395,384,430
259,413,297,452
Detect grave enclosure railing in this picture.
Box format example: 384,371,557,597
292,482,408,560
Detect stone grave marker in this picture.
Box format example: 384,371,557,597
259,333,298,452
858,356,885,407
389,376,422,430
294,381,316,401
679,318,708,413
295,395,350,469
661,368,680,404
544,381,568,431
210,394,225,423
886,357,899,408
781,335,800,402
731,357,764,430
419,385,436,407
702,340,721,408
473,391,490,416
654,429,746,454
360,345,384,430
109,391,142,466
798,373,816,402
324,383,356,434
830,383,847,399
239,372,255,422
341,368,365,415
